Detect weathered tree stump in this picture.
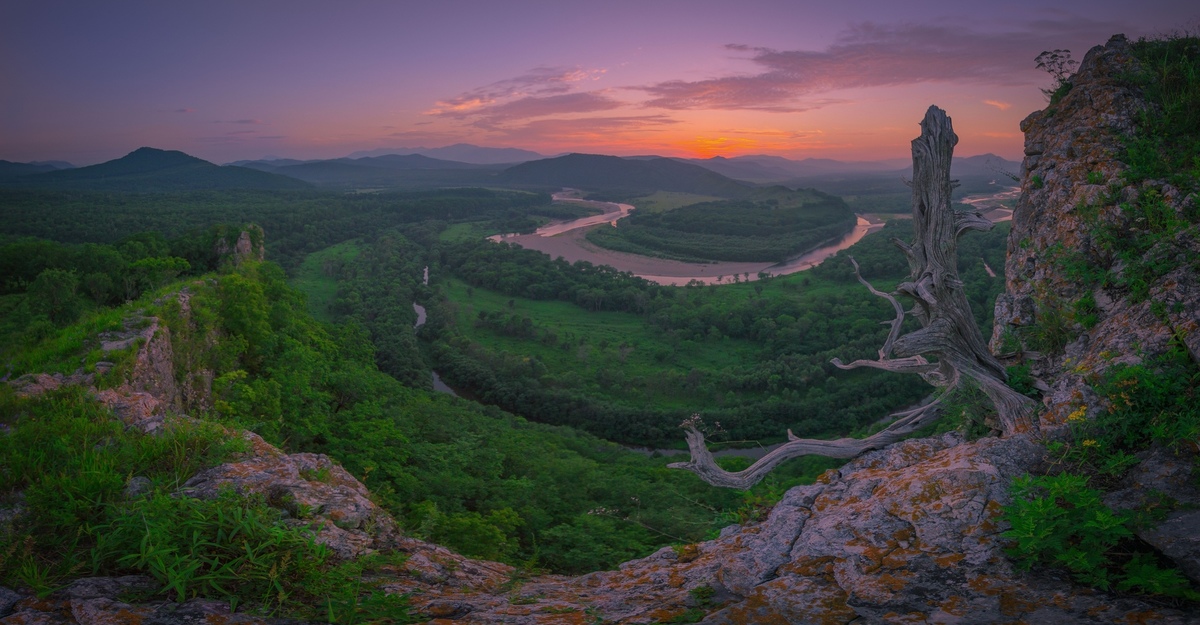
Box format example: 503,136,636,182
670,106,1036,489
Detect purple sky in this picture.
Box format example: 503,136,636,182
2,0,1194,165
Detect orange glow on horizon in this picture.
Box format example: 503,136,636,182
680,136,760,159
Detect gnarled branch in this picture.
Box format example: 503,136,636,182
671,106,1037,489
667,388,954,490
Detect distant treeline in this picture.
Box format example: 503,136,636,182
0,188,550,272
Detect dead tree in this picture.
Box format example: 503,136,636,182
669,106,1036,489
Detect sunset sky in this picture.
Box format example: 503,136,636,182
2,0,1194,166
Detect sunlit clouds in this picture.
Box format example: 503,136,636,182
428,67,607,117
1,1,1188,164
412,16,1141,160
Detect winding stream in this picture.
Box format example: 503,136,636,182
412,266,458,397
493,193,885,285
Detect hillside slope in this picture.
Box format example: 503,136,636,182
8,147,311,191
498,153,752,197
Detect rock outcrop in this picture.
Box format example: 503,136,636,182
214,226,266,265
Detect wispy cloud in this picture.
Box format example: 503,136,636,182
429,66,605,117
226,130,258,135
636,18,1125,112
174,108,194,113
214,118,265,125
983,100,1012,110
470,92,623,127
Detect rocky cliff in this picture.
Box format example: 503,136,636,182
5,36,1200,625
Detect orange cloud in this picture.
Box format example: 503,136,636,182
983,100,1012,110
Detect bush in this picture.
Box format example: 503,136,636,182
1003,474,1197,599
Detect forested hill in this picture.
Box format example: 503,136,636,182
240,153,500,187
3,147,311,191
498,153,753,197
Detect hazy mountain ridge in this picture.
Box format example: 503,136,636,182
2,147,310,191
7,144,1018,195
346,143,547,164
498,153,752,197
0,160,74,180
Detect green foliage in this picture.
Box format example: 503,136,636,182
26,268,84,326
1030,175,1044,189
911,381,995,440
1005,364,1039,398
1003,474,1198,600
292,239,363,323
1003,474,1131,588
91,491,414,621
1083,350,1200,457
1125,35,1200,188
1005,347,1200,602
1072,290,1099,329
408,502,523,561
1087,171,1106,185
426,221,1008,446
164,258,748,573
1022,294,1073,354
0,187,550,274
0,387,242,593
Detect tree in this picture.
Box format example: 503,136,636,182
27,268,83,325
1035,49,1077,101
670,106,1037,489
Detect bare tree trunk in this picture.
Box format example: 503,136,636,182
669,106,1036,490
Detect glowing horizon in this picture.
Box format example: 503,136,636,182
2,1,1193,166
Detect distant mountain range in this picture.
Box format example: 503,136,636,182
0,145,1020,197
1,148,310,191
344,143,546,164
0,160,75,180
231,153,499,186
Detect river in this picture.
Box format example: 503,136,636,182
492,193,886,285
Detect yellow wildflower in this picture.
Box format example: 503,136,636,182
1067,406,1087,423
1082,439,1099,448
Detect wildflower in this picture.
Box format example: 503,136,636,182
1067,406,1087,423
1082,439,1099,448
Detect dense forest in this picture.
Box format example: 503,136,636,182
420,220,1007,446
0,165,1008,611
0,187,550,273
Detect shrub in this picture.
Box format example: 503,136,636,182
1002,473,1196,599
